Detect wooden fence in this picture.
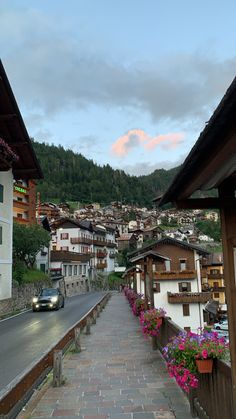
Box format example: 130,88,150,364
157,318,233,419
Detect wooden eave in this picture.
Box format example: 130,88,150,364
158,76,236,208
0,60,43,179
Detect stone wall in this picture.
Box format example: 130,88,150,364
0,279,52,316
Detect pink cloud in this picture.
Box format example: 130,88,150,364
144,132,185,151
111,129,185,157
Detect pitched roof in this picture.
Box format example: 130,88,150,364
128,236,209,257
130,250,170,263
0,60,43,179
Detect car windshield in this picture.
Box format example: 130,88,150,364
40,289,57,296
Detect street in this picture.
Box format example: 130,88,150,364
0,292,105,392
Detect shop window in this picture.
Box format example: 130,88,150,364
68,265,72,276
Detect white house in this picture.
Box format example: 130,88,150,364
0,171,13,300
129,238,211,332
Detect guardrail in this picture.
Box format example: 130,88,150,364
0,293,110,419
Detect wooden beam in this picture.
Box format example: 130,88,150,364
174,197,236,209
219,184,236,417
0,114,17,120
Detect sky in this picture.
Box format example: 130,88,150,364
1,0,236,175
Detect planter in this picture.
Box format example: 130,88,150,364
196,358,213,373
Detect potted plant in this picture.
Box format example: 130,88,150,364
140,308,166,337
163,330,229,392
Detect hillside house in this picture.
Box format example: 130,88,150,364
129,237,210,332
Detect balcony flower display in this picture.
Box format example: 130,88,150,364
163,330,229,392
0,137,19,166
132,295,145,317
140,308,166,337
124,287,139,307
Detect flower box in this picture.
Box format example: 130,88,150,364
196,358,213,374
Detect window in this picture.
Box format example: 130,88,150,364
68,265,72,276
153,282,160,292
0,184,3,203
214,292,220,298
83,265,86,274
184,327,191,332
180,259,187,270
17,213,23,219
52,245,56,251
179,282,191,292
63,265,67,276
60,232,69,240
61,246,69,251
74,265,77,275
0,226,2,245
183,304,190,316
165,260,171,271
210,269,220,275
17,197,23,202
79,265,82,275
213,281,219,288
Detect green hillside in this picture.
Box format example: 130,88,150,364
32,140,180,207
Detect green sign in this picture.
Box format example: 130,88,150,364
14,185,27,194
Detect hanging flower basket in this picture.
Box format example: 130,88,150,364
196,358,213,374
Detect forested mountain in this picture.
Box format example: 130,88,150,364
32,140,180,207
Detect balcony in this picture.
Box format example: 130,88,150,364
96,262,107,269
208,273,224,280
13,216,29,224
154,270,197,281
71,237,92,245
167,291,212,304
96,251,107,258
13,200,29,209
106,241,117,248
93,238,106,246
109,253,116,259
50,250,92,263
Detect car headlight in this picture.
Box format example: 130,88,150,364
32,297,38,303
51,296,58,303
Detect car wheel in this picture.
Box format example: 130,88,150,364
55,303,60,311
215,326,220,330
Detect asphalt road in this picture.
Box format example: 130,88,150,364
0,291,105,392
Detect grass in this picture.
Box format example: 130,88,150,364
22,269,50,283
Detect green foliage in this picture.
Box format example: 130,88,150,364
13,223,50,268
107,272,123,289
32,140,180,207
196,219,221,242
21,269,49,283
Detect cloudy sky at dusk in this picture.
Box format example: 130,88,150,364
1,0,236,175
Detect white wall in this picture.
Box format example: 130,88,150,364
0,170,13,300
154,279,205,332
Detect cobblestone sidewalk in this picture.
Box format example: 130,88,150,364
18,293,192,419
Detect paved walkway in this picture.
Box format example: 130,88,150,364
18,293,192,419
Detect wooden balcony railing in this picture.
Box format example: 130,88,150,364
154,270,197,280
167,291,212,304
96,262,107,269
96,250,107,258
156,318,233,419
208,273,224,280
50,250,92,263
70,237,92,245
13,200,29,209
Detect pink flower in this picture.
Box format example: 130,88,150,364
178,343,185,350
201,349,208,359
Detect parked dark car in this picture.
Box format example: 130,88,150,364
32,288,65,311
